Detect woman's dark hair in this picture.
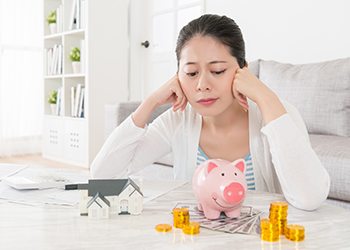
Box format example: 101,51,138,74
175,14,246,68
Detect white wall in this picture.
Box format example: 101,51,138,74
128,0,350,101
205,0,350,64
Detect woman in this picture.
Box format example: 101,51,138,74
91,14,330,211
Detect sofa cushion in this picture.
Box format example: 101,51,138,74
105,101,173,166
257,58,350,137
309,134,350,203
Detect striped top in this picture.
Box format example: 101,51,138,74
196,146,256,190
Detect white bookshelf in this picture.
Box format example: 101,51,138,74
43,0,128,168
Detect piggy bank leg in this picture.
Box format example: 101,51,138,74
197,202,203,212
224,207,242,218
203,208,221,220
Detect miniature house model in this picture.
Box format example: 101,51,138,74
78,178,143,219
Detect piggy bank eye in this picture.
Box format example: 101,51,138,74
221,173,225,176
234,173,237,176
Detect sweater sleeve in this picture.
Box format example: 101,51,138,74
90,110,177,179
261,103,330,211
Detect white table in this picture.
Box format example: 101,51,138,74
0,167,349,249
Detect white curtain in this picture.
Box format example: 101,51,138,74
0,0,43,157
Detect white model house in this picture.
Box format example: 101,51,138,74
78,178,143,219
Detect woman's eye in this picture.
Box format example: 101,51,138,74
213,70,226,75
186,72,197,77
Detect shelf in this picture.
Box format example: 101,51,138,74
43,0,127,169
44,115,86,121
44,74,85,79
64,29,85,36
64,73,85,78
44,33,63,40
44,75,63,79
44,29,84,40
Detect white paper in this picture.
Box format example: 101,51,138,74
0,164,29,180
129,177,187,204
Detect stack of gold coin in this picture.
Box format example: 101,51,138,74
269,201,288,235
155,224,172,232
183,222,200,235
173,208,190,229
285,224,305,241
260,218,280,242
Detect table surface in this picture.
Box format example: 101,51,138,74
0,167,350,250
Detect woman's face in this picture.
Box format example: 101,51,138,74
178,35,241,117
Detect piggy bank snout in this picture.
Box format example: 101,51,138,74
224,182,245,203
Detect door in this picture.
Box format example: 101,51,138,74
120,199,129,214
141,0,205,99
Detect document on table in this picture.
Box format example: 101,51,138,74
130,177,187,204
0,164,187,206
0,164,29,180
0,169,91,206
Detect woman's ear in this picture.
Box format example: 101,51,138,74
245,61,248,68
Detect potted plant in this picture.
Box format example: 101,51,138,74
69,47,81,74
48,90,57,115
46,10,57,34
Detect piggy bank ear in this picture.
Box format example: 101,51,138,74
232,159,245,174
206,161,218,175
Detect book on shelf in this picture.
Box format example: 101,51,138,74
70,86,76,116
50,44,58,75
78,88,85,118
45,44,63,76
56,87,62,116
69,0,77,30
69,0,85,30
76,0,80,29
72,83,85,118
56,4,63,33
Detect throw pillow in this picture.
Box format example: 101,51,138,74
257,58,350,137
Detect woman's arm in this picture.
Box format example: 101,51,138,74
232,66,287,125
261,105,330,210
91,74,187,179
233,69,330,210
132,74,187,128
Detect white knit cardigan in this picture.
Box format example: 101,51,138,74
91,99,330,211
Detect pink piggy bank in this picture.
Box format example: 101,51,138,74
192,158,247,220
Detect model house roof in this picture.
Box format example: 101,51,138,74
85,178,143,197
86,191,110,209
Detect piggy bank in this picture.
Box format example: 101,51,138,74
192,158,247,220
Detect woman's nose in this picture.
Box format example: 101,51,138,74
196,74,211,91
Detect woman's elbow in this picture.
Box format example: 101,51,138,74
289,176,331,211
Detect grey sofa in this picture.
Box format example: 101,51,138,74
105,57,350,210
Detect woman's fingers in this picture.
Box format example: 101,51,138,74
171,77,188,112
233,89,249,111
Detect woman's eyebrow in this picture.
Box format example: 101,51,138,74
184,60,228,65
208,60,228,64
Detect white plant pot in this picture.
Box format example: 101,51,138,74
50,103,57,115
50,23,57,34
72,61,81,74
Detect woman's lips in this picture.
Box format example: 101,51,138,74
197,98,218,106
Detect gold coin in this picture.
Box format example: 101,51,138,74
155,224,172,232
183,222,200,235
261,234,279,242
286,235,305,241
287,224,305,231
271,201,288,207
173,208,189,214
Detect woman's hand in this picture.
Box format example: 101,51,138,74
232,67,287,124
132,75,188,128
232,67,268,111
151,74,188,112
